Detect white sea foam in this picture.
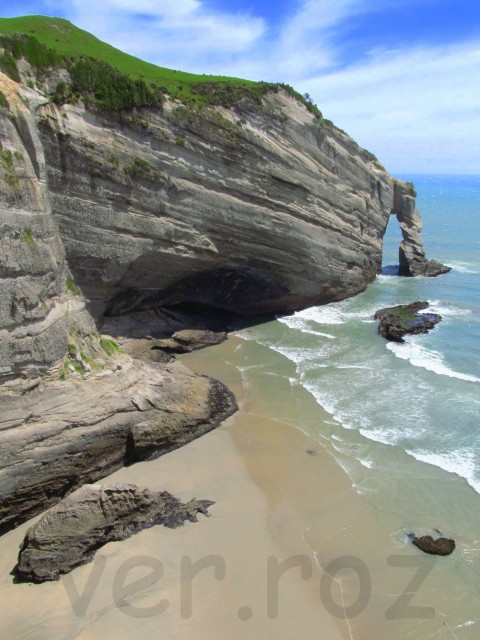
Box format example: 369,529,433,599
360,459,374,469
376,274,400,283
407,449,480,495
458,621,476,629
358,427,406,447
427,301,472,317
283,302,379,327
387,340,480,382
449,261,480,274
301,380,338,417
286,305,346,325
232,329,256,341
276,313,336,338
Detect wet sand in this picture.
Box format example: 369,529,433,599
0,335,475,639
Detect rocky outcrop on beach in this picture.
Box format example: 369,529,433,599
374,301,442,342
392,181,451,277
0,356,236,534
100,307,231,363
14,483,214,582
412,535,456,556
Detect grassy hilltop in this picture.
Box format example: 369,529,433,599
0,15,256,98
0,14,324,117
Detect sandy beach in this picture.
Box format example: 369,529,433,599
0,334,476,640
0,337,353,639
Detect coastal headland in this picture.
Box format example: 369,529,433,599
0,16,457,640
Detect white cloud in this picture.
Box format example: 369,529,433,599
62,0,265,68
107,0,202,17
295,43,480,174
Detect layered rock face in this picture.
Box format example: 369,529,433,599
0,73,95,382
1,67,449,372
393,181,451,277
37,90,396,320
0,354,236,534
0,73,236,535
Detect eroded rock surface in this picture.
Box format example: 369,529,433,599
374,301,442,342
14,483,214,582
0,72,95,382
392,181,451,277
0,355,236,534
35,90,396,320
1,65,450,376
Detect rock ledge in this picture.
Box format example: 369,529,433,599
14,483,214,583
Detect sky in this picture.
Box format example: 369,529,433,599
2,0,480,174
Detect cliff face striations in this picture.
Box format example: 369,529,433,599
0,38,449,534
0,73,95,382
37,91,395,320
1,62,448,354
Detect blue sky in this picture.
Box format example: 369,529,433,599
1,0,479,174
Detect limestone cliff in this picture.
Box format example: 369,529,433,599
37,91,393,321
0,48,449,534
0,72,95,382
1,63,449,376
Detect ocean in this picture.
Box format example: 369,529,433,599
229,173,480,637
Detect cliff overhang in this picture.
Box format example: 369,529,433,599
0,28,451,536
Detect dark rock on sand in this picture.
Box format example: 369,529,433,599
14,483,214,583
157,329,227,354
412,535,456,556
374,301,442,342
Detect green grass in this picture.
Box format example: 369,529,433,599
66,276,81,296
21,228,35,245
1,149,20,189
0,90,9,109
100,338,123,357
0,14,327,118
0,15,257,100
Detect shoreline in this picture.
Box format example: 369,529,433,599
0,332,477,639
179,333,479,640
0,334,361,640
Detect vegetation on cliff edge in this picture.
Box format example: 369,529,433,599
0,14,327,119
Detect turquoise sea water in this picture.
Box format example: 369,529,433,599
237,174,480,495
231,175,480,636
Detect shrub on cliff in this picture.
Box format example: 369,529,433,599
67,58,164,111
0,33,163,113
0,89,9,109
190,81,278,108
0,48,20,82
0,33,62,80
